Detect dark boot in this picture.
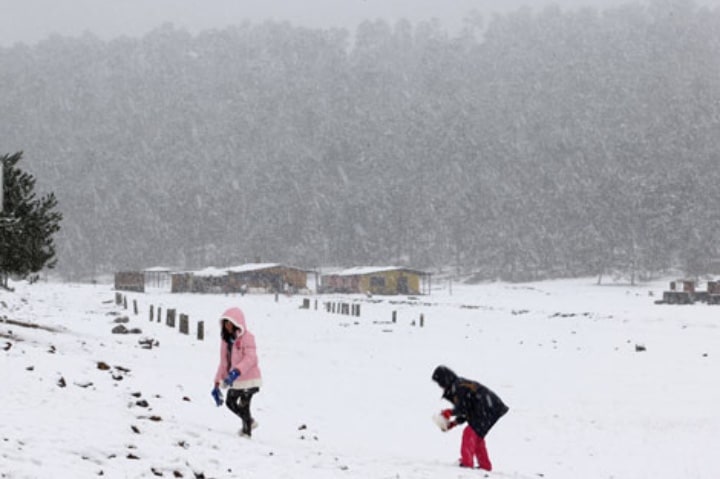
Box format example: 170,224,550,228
241,417,253,437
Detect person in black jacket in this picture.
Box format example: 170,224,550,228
432,365,509,470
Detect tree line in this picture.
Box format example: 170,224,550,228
1,0,719,283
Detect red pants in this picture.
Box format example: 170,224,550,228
460,425,492,471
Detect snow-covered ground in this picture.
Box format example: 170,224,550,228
1,277,719,478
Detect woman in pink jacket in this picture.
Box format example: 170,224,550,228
211,307,263,437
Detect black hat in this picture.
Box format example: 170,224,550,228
431,365,457,389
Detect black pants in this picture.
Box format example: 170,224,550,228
225,388,259,435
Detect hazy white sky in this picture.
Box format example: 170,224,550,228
0,0,717,47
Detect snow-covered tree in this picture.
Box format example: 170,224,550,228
0,152,62,288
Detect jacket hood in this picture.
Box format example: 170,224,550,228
432,365,457,390
220,307,247,336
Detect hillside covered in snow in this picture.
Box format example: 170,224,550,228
1,278,719,478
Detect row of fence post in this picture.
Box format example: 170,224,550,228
299,297,425,327
324,301,361,316
113,292,426,338
115,292,205,340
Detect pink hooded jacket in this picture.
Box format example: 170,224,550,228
214,307,262,390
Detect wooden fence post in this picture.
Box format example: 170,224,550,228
197,321,205,340
149,304,154,322
179,314,189,335
167,309,176,328
157,307,162,323
133,299,138,315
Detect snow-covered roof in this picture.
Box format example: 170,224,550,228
143,266,173,272
192,267,229,278
171,263,312,276
226,263,281,273
331,266,428,276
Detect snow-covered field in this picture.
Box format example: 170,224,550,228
1,277,719,478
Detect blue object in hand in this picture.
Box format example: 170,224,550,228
211,387,223,406
223,368,241,387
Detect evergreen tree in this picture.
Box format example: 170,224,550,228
0,152,62,288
